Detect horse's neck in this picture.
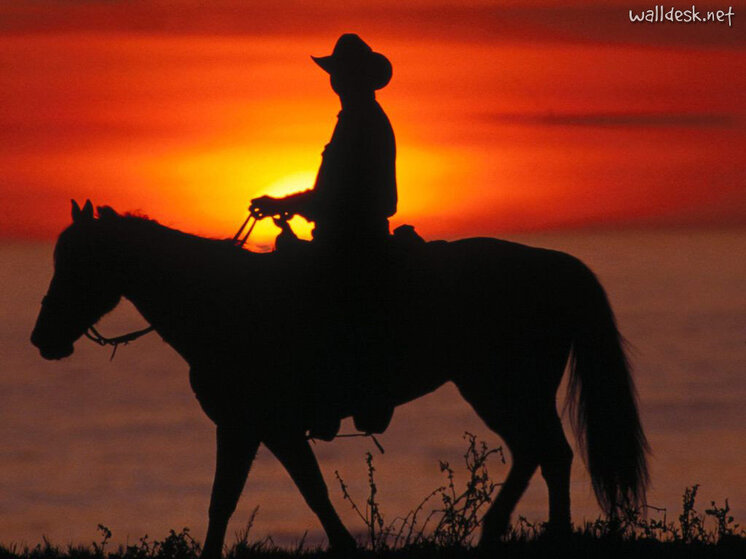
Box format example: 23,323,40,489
116,223,254,346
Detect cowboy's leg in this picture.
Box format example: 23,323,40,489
350,243,396,433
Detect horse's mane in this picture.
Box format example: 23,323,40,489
105,209,211,241
95,207,264,267
105,208,249,248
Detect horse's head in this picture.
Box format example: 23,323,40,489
31,200,123,360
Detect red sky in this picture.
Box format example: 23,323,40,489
1,1,744,247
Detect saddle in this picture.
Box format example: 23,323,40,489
271,221,426,440
274,218,426,253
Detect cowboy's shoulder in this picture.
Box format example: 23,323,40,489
370,102,393,130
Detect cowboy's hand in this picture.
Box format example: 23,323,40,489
249,195,282,218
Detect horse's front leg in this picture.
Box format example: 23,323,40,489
264,434,356,552
201,426,259,559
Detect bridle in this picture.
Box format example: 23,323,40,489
84,324,155,361
41,209,267,361
42,209,268,360
41,293,155,361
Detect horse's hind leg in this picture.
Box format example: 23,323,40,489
483,444,538,542
475,409,572,548
539,410,573,534
474,412,540,547
264,434,356,552
457,376,558,550
202,426,260,559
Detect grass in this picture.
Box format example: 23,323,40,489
1,433,744,558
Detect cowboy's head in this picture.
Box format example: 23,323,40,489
312,34,392,96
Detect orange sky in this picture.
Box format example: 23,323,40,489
1,1,744,247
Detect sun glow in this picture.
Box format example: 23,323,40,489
147,119,490,247
253,171,317,248
1,25,742,240
148,146,320,249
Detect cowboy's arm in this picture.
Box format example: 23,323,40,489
249,189,317,220
279,189,317,219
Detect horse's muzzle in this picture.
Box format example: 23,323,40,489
30,330,74,360
39,345,74,360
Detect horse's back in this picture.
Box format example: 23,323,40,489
434,235,581,270
420,236,588,308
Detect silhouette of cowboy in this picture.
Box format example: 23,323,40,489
250,33,396,247
249,34,398,440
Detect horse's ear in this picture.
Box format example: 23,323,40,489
71,199,82,222
82,200,94,221
97,206,119,220
73,199,94,223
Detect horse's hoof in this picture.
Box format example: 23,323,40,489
543,522,572,540
476,539,500,559
477,522,508,558
328,534,358,556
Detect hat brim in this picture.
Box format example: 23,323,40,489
311,55,335,73
311,53,392,90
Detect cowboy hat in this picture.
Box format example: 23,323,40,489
312,34,392,90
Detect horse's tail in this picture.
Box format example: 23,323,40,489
566,264,649,515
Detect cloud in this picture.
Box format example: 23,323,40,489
483,112,742,128
1,1,744,49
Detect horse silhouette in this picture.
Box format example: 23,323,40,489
31,200,649,557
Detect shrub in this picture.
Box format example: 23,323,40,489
335,432,504,550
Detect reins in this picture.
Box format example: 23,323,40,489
232,213,258,247
85,324,155,361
